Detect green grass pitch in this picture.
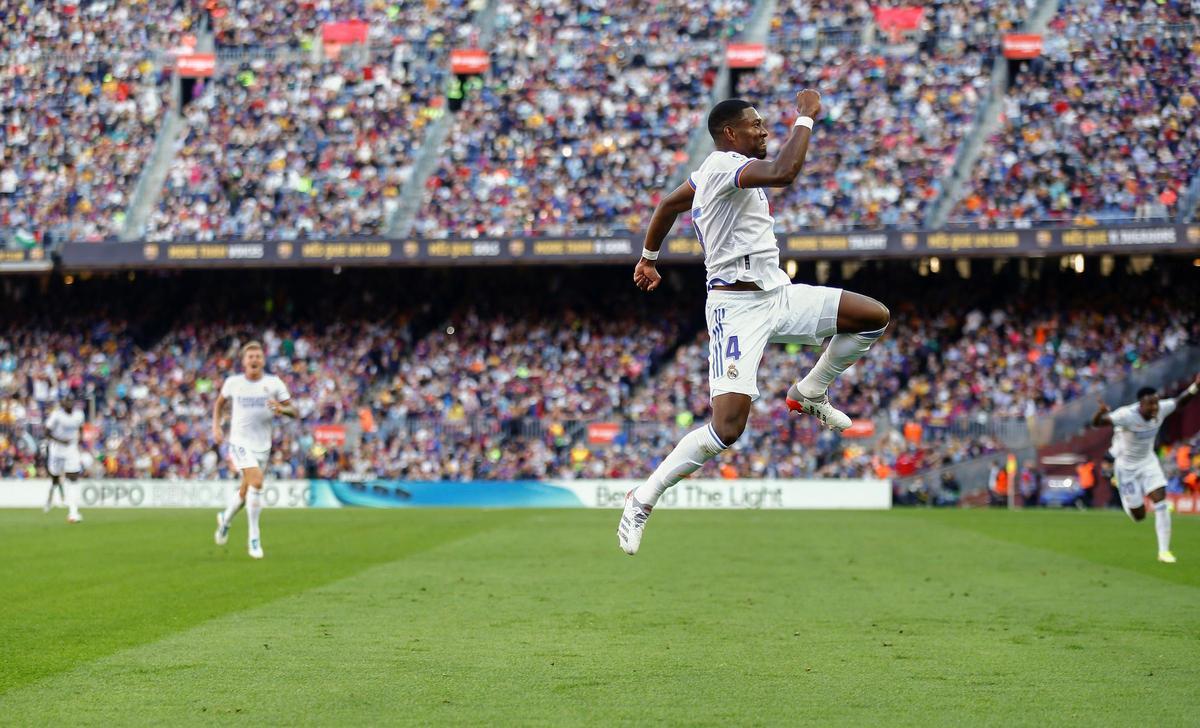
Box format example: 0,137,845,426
1,507,1198,726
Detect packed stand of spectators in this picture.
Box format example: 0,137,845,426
208,0,483,51
953,0,1200,226
740,41,989,231
0,0,197,56
0,270,425,479
770,0,1035,47
412,0,750,238
0,0,178,246
1,264,1198,481
144,48,445,241
543,265,1198,482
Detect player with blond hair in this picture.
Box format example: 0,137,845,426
212,341,295,559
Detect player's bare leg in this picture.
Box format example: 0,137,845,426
619,393,748,555
1148,488,1175,563
45,476,64,513
788,291,889,430
243,467,266,559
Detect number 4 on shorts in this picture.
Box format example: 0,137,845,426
725,335,740,360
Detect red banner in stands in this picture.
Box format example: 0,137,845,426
1002,34,1044,59
726,43,766,69
313,424,347,447
872,6,924,32
322,20,369,44
450,49,489,75
842,420,877,439
175,54,216,78
587,423,621,445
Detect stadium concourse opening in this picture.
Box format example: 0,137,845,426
1,255,1196,484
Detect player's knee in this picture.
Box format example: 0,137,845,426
859,299,889,332
839,294,890,334
1130,507,1146,522
712,417,746,447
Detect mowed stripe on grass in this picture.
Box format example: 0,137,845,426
1,509,1198,726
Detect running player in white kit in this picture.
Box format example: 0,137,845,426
44,394,85,523
212,341,295,559
1092,374,1200,563
619,91,890,555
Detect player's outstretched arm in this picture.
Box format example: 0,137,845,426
635,181,694,292
737,89,821,189
212,393,226,444
1091,397,1113,428
1174,373,1200,407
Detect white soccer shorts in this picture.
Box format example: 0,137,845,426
227,442,270,471
47,443,82,477
1114,460,1167,510
705,283,842,401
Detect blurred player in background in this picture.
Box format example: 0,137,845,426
44,394,85,523
1092,374,1200,563
212,342,295,559
620,90,890,555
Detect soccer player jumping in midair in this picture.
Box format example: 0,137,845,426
619,90,890,555
1092,374,1200,563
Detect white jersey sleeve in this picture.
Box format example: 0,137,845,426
1108,404,1140,430
1159,398,1177,419
688,153,752,199
270,375,292,404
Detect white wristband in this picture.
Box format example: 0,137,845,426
641,247,659,261
794,116,814,130
1188,382,1199,396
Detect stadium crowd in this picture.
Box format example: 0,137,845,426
0,0,200,248
413,0,751,238
954,1,1200,226
208,0,483,50
0,263,1196,484
744,43,988,230
4,0,1200,245
144,48,445,241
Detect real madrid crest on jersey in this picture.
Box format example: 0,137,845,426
726,364,738,380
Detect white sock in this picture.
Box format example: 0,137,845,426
1154,500,1171,553
46,482,58,510
222,488,245,526
246,487,263,543
797,326,887,399
634,423,729,506
65,481,80,518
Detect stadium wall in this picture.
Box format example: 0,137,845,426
0,479,891,510
19,223,1198,272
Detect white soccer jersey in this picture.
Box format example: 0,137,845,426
1108,427,1124,460
1109,398,1176,466
45,406,84,446
220,374,291,452
688,151,790,292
